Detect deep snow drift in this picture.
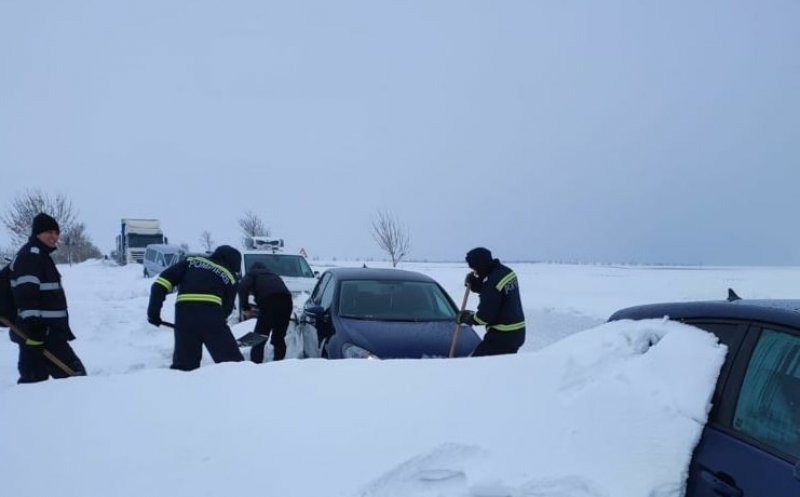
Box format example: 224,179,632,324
2,260,797,496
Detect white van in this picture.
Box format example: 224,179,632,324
240,251,318,297
143,244,185,277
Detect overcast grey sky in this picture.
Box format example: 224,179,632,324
2,1,798,264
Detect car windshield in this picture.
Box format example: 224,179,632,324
243,254,315,278
163,252,179,265
337,279,456,322
128,234,164,247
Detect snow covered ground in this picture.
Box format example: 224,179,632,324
1,259,797,497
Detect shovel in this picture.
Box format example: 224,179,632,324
0,317,79,377
448,285,471,358
236,331,269,347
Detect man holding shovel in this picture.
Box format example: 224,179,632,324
456,247,526,356
147,245,244,370
8,213,86,383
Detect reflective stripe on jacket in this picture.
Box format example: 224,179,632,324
473,260,526,333
9,237,73,342
148,256,238,320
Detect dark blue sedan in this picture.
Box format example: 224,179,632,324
610,293,800,497
300,267,480,359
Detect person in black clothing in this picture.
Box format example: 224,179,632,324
147,245,244,371
10,213,87,383
238,261,293,363
457,247,526,356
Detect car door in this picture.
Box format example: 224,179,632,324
685,322,800,497
301,273,335,357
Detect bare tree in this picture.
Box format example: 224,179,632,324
2,190,77,247
55,223,102,265
199,230,215,252
371,209,411,267
238,210,269,249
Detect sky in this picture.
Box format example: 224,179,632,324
0,259,740,497
1,1,799,264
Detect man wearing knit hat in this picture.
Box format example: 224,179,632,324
8,212,86,382
457,247,526,356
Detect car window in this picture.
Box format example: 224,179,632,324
683,321,746,413
337,280,456,321
244,254,315,278
163,253,177,266
732,327,800,459
319,277,336,310
310,273,332,305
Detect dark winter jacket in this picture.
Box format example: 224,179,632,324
148,245,241,320
471,259,526,333
10,236,74,343
238,262,290,311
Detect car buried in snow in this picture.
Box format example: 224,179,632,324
609,291,800,497
298,267,480,359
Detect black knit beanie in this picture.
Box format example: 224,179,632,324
466,247,493,276
31,213,60,236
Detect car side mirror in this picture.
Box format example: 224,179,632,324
313,270,320,278
305,304,324,316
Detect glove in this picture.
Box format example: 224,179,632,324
22,317,48,342
148,314,162,327
457,310,475,325
464,272,481,292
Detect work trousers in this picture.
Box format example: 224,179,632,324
471,328,525,357
251,294,293,363
172,304,243,371
18,339,86,383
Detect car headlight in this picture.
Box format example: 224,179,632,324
341,343,380,359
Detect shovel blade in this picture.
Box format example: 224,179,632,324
237,332,269,347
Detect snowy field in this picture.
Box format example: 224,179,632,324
1,260,798,497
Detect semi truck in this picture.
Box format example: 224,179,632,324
115,218,165,265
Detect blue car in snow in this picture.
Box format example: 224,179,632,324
609,291,800,497
301,267,480,359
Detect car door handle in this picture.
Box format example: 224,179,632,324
699,469,742,497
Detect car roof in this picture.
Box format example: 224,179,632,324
609,298,800,329
323,267,436,283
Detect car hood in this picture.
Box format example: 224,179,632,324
281,276,316,296
335,318,480,359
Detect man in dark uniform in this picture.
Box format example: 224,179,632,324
10,212,87,383
457,247,526,356
238,261,293,363
147,245,244,370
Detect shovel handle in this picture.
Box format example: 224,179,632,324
0,317,79,376
448,285,471,358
